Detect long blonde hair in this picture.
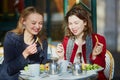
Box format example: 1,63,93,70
11,6,47,46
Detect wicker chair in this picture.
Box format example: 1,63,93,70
104,50,114,80
0,47,4,64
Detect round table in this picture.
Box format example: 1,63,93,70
19,71,98,80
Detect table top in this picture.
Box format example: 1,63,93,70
19,71,98,80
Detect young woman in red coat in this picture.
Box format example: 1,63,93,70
56,4,107,80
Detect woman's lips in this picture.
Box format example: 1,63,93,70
72,30,77,33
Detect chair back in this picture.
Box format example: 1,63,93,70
0,47,4,64
104,50,114,80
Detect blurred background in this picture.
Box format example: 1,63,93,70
0,0,120,79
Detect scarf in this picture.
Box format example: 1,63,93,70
66,35,93,64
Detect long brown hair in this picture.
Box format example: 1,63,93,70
64,4,93,40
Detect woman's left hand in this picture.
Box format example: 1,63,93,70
92,42,103,59
22,43,37,58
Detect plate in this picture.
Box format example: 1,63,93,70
20,70,34,78
20,70,30,75
94,67,104,72
86,67,104,73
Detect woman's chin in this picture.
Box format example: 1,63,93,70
33,33,39,35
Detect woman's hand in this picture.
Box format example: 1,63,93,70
92,42,103,60
56,43,64,60
22,43,37,58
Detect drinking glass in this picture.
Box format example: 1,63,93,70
47,46,53,60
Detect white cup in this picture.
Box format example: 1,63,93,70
28,64,40,76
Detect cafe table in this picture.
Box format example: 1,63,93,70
19,71,98,80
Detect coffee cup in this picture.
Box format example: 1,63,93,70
28,64,40,76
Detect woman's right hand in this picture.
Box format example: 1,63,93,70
22,43,37,58
56,43,64,60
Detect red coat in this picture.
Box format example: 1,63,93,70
62,33,107,80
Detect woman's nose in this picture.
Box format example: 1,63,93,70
71,25,75,28
35,24,40,28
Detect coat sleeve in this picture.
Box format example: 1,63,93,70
90,34,106,68
2,32,27,76
90,34,107,80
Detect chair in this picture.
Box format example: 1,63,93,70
0,47,4,64
104,50,114,80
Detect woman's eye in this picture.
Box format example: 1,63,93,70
75,22,79,24
39,22,43,25
32,23,36,25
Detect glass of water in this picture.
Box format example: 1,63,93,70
47,46,53,60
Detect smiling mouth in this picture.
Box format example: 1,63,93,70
72,30,77,33
33,29,39,32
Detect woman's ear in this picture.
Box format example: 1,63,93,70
20,17,25,25
23,21,25,25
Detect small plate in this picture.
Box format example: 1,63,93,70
20,70,33,77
